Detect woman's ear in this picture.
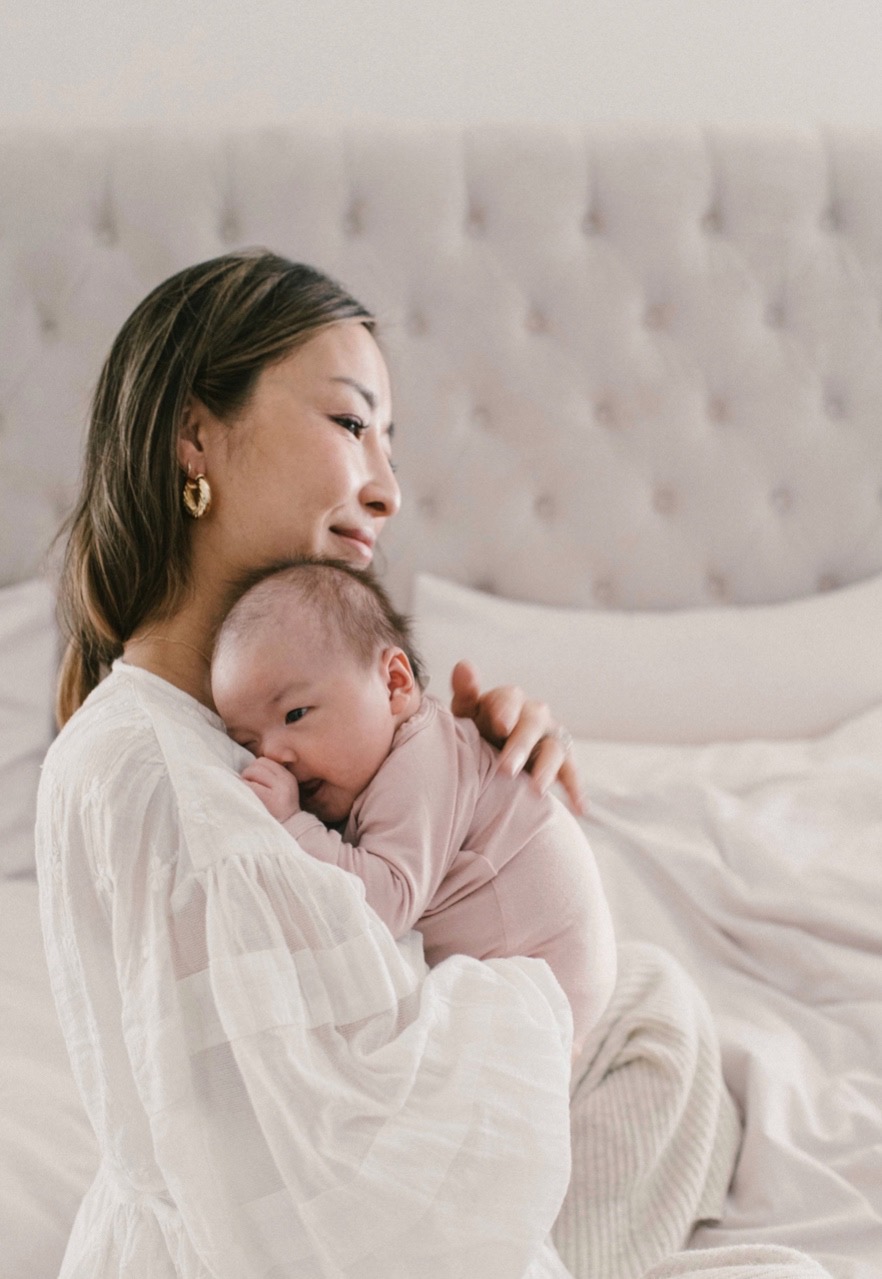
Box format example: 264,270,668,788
382,648,416,712
176,396,210,477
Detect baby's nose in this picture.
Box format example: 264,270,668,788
262,733,297,766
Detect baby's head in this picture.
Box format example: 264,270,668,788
211,558,425,823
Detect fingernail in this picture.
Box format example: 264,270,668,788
504,751,527,775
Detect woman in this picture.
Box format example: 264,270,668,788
41,249,585,1279
39,251,738,1279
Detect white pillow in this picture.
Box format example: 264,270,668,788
412,571,882,743
0,579,58,876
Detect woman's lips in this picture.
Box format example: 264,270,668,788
330,528,374,562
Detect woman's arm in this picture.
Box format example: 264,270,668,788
450,660,586,816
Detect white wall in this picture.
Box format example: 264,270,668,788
1,0,881,128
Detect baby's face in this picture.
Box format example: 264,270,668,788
212,612,400,825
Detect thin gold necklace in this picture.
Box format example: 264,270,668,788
126,631,212,665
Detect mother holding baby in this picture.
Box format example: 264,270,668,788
39,250,739,1278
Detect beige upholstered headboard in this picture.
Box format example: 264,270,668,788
2,125,881,610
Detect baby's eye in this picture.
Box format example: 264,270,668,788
332,415,367,439
285,707,308,725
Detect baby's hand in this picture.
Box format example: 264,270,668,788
241,757,300,823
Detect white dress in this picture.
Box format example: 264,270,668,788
36,662,574,1279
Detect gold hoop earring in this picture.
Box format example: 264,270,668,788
182,472,212,519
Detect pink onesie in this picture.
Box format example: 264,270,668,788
284,694,616,1053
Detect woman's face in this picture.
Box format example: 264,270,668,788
182,321,399,575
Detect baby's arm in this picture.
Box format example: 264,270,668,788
288,730,461,939
235,752,432,936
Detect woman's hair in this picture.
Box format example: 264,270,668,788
56,249,374,726
213,557,427,692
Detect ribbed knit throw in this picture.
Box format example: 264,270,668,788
552,943,832,1279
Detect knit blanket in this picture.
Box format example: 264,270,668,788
551,943,832,1279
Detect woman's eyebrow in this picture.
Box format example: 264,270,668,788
329,376,376,410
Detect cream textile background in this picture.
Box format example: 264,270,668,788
1,0,881,128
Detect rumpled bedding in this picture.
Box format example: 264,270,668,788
574,702,882,1278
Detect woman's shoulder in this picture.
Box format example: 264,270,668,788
43,661,236,794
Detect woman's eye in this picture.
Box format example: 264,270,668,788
285,708,308,725
332,415,367,438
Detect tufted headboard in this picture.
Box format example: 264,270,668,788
2,125,881,611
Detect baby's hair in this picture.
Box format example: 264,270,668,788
214,557,427,689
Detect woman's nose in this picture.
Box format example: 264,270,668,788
361,455,401,519
357,434,398,519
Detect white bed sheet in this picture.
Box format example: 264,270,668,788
576,704,882,1279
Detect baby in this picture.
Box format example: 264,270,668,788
211,558,617,1057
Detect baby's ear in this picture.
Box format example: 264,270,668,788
382,647,416,711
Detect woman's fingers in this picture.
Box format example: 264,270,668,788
450,665,587,816
525,736,588,817
451,662,524,748
449,660,482,719
499,707,587,817
497,697,552,775
476,685,524,750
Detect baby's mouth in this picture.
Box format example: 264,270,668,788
299,778,324,804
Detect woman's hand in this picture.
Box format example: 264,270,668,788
449,660,586,816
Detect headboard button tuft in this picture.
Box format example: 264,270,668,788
824,391,846,419
344,201,364,236
771,486,794,514
466,205,486,235
645,303,670,331
219,212,240,243
526,306,549,334
595,400,616,428
653,486,678,516
708,396,730,424
820,206,842,233
706,571,728,601
95,218,118,246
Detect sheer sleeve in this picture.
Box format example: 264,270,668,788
98,698,573,1278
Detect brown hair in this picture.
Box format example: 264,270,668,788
56,250,374,726
213,557,427,691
